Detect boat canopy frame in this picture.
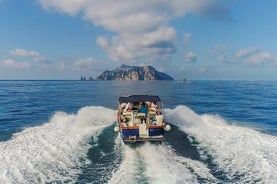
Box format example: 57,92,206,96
118,95,161,104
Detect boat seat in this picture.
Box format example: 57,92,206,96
128,120,134,126
123,111,131,116
149,112,156,119
137,113,146,118
156,115,164,126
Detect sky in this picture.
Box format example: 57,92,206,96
1,0,277,80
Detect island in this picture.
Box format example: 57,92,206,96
81,64,174,81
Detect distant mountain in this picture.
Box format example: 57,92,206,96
96,64,174,80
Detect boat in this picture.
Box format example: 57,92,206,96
114,95,171,143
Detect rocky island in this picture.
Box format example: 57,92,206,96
95,64,174,80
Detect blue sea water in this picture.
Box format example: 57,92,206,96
0,80,277,183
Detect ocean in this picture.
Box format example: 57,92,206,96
0,80,276,183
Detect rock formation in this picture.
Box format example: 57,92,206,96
96,64,174,80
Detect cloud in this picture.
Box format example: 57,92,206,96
235,47,258,58
74,58,96,70
183,51,197,63
208,45,277,65
9,48,45,62
244,51,277,65
194,0,231,21
96,37,109,50
38,0,90,16
1,59,31,69
206,44,238,63
38,0,231,63
234,47,277,65
97,26,176,61
207,44,229,58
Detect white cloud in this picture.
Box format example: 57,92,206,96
38,0,230,63
183,51,197,63
235,47,277,65
244,51,277,65
207,44,229,58
96,36,109,50
38,0,90,16
9,48,45,62
1,59,31,69
194,0,231,21
206,44,237,63
74,58,96,70
235,47,258,58
207,45,277,65
97,26,177,61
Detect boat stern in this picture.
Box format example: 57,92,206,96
120,125,166,143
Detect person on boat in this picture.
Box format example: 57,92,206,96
117,104,126,122
151,101,161,115
132,102,140,110
119,102,131,122
120,102,127,111
139,102,148,113
139,102,148,123
124,102,132,112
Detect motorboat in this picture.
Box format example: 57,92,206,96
114,95,171,143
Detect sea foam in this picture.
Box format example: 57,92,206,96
0,106,116,183
108,136,140,184
109,137,216,183
165,105,277,183
137,143,216,184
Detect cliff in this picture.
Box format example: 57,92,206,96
96,64,174,80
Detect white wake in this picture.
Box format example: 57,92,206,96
109,139,216,183
165,105,277,183
0,106,116,183
137,143,216,184
108,136,141,184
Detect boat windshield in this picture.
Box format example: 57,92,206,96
119,95,161,104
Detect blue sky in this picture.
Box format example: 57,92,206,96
1,0,277,80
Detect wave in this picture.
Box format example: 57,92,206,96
2,104,276,183
108,136,141,184
0,106,116,183
165,105,277,183
108,139,217,184
137,143,216,184
109,138,217,184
